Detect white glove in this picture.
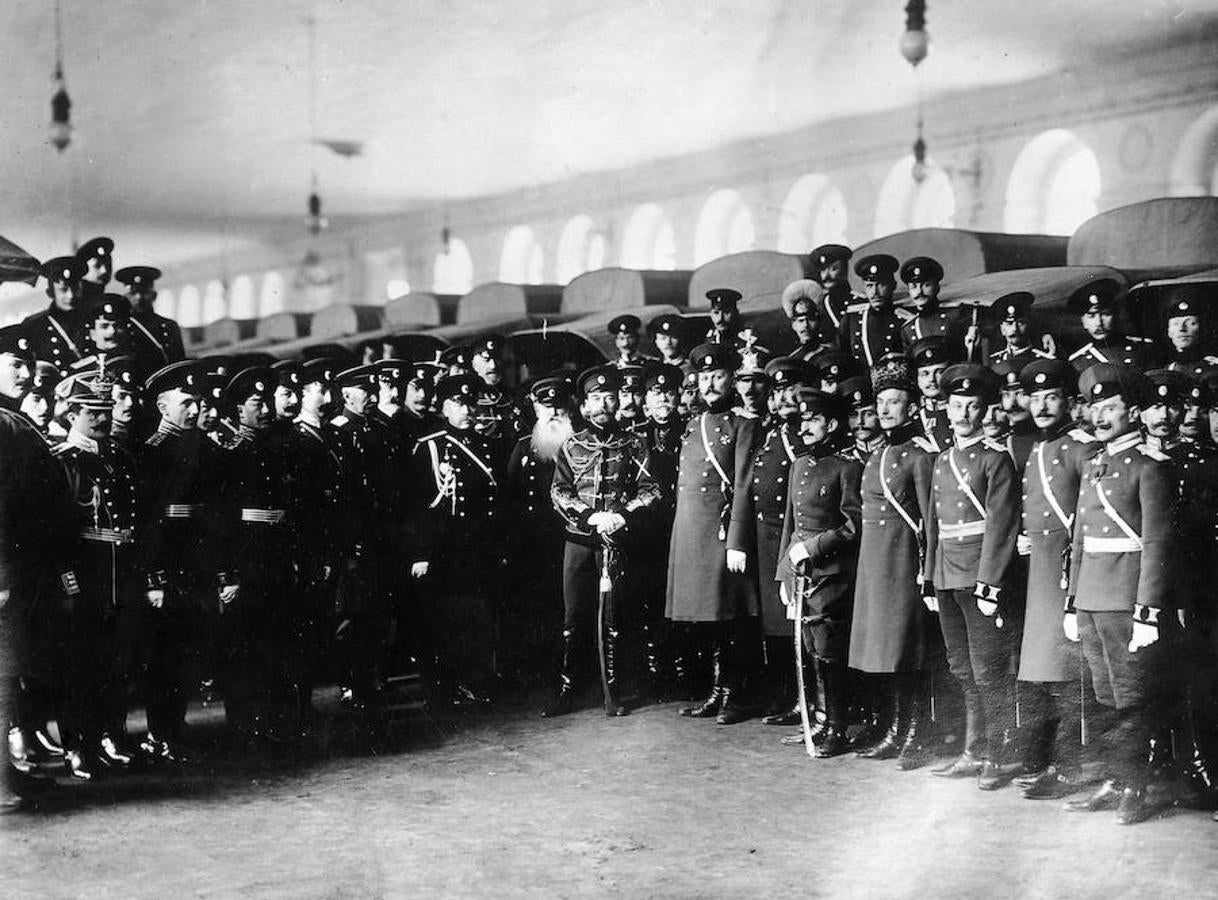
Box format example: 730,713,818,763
787,542,810,566
411,561,430,579
218,585,240,605
1128,620,1159,653
146,589,165,609
1016,533,1031,556
726,549,747,573
923,594,939,613
600,512,627,535
779,581,790,607
1063,610,1079,643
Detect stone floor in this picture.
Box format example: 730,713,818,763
4,691,1218,899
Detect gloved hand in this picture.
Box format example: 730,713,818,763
779,581,790,607
218,585,240,606
1016,533,1031,556
411,561,430,579
921,581,939,613
1128,604,1161,653
726,549,747,573
1177,608,1189,630
146,589,165,609
974,583,1002,626
1062,596,1079,642
787,542,810,566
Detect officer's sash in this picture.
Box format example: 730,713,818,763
46,314,83,359
131,317,168,361
947,448,986,519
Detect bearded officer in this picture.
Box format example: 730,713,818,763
924,364,1022,788
617,364,648,432
900,257,977,357
409,374,505,707
1013,359,1096,799
545,366,660,716
840,254,907,370
808,244,855,341
703,288,744,346
838,375,885,466
1063,363,1175,825
1066,280,1154,373
667,343,760,725
23,257,89,372
781,279,832,364
115,266,185,374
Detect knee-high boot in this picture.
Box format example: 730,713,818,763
680,636,724,718
542,629,579,718
603,628,629,718
897,672,933,771
813,660,851,757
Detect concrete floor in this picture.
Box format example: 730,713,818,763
4,693,1217,900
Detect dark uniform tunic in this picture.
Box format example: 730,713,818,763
128,311,186,375
849,425,938,673
1067,335,1155,373
745,420,801,637
22,305,86,372
665,404,759,623
1018,424,1096,682
817,286,854,346
775,447,863,661
989,344,1054,365
916,401,952,454
901,301,971,352
838,306,907,370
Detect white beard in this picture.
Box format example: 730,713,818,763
530,416,573,462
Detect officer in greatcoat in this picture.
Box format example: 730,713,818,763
666,342,760,725
114,266,186,374
839,254,907,370
900,257,977,358
23,257,89,373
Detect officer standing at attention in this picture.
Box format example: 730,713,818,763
925,364,1022,788
909,337,954,453
546,366,660,717
989,292,1056,364
409,374,505,707
705,289,744,346
838,375,886,466
781,279,833,364
647,314,690,371
900,257,976,357
666,343,760,726
808,244,855,342
76,236,115,306
840,254,907,370
609,314,655,369
115,266,186,373
1161,286,1218,371
75,294,135,376
1063,363,1175,825
23,257,89,372
1066,280,1155,373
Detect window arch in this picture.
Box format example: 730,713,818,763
259,271,286,317
694,189,755,265
777,175,849,252
229,275,256,319
176,284,202,328
201,280,227,325
499,225,544,283
874,156,957,237
1169,105,1218,196
433,238,474,294
1004,129,1102,235
620,203,677,270
556,214,608,283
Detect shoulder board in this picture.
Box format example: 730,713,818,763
330,415,349,427
1067,345,1090,360
1129,336,1154,344
981,438,1007,453
911,436,936,453
1137,444,1170,461
50,442,75,457
894,308,915,322
145,431,168,447
1067,428,1096,444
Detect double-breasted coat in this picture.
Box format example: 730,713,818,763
745,419,801,636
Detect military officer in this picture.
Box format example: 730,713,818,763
470,335,523,448
925,364,1022,788
546,366,660,716
678,369,701,418
989,357,1038,470
733,337,770,420
910,337,955,453
1180,376,1212,447
846,355,939,766
74,294,136,379
1013,359,1096,799
989,292,1056,364
439,345,473,378
503,376,574,689
104,357,141,448
840,254,907,369
616,364,648,431
705,288,744,346
781,279,833,363
399,360,444,451
1063,363,1175,825
53,373,143,776
409,373,506,707
808,244,855,341
269,360,303,430
647,314,690,371
810,350,860,396
838,375,885,466
136,361,223,761
900,257,977,357
76,236,115,306
1162,286,1218,371
20,361,59,439
1066,280,1154,373
775,390,864,757
23,256,89,372
115,266,185,374
666,343,760,725
609,314,656,369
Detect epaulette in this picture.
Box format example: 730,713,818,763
911,436,937,453
1129,336,1154,344
1137,444,1170,461
894,307,915,322
330,415,349,427
981,437,1007,453
145,430,168,447
1067,345,1091,360
50,442,76,457
1068,428,1096,444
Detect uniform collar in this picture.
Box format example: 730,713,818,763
65,428,100,455
1104,430,1142,456
953,431,985,450
1144,434,1179,453
296,410,322,429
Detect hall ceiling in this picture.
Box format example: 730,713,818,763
2,0,1216,267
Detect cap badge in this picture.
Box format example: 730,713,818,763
1034,373,1046,384
1092,383,1103,396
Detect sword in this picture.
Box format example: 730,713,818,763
597,543,616,715
792,562,830,759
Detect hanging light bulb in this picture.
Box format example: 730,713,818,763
911,118,928,184
441,225,451,254
307,189,328,235
901,0,929,67
49,69,71,152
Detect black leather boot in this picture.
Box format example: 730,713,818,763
847,676,888,753
897,674,933,771
542,630,578,718
1177,700,1217,807
603,628,629,717
680,641,724,718
858,679,902,760
642,624,669,703
933,688,985,777
814,660,850,758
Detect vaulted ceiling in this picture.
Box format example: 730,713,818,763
3,0,1217,268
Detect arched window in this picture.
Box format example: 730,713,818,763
228,275,256,319
694,189,755,265
874,156,957,237
177,284,202,328
433,238,474,294
259,271,286,317
1005,130,1102,235
620,203,677,270
556,214,608,283
386,278,411,300
499,225,543,283
201,280,227,324
777,175,849,252
1170,105,1218,196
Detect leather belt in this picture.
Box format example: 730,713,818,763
165,504,199,518
82,526,134,545
241,507,286,525
1083,536,1142,553
939,520,986,539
